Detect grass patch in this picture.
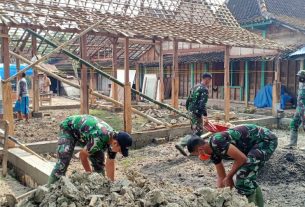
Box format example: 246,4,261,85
90,109,149,132
90,109,123,131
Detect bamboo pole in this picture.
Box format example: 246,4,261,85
26,29,189,119
4,17,108,83
9,51,167,127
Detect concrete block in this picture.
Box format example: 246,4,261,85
231,117,278,129
32,111,43,118
8,148,55,186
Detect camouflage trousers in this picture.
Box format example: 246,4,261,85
190,113,203,136
235,133,278,196
290,99,305,132
50,129,105,181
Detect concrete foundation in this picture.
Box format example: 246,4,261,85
8,148,54,187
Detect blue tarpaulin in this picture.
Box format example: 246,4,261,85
254,84,293,109
0,64,33,79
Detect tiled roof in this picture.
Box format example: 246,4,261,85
227,0,305,31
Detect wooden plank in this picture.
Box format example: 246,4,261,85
80,34,89,114
224,46,230,122
112,37,119,105
171,39,179,109
32,32,40,112
2,83,15,148
124,37,132,133
159,40,164,102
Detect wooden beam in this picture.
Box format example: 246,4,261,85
159,40,164,102
171,39,179,109
10,51,167,126
111,37,119,105
224,46,231,122
32,31,40,113
1,26,15,147
163,46,225,55
124,37,132,133
272,57,281,116
80,34,89,114
135,62,140,102
1,26,10,79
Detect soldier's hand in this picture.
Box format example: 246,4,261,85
222,176,234,188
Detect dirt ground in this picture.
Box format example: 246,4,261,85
6,106,305,207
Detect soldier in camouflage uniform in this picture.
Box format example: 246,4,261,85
286,70,305,148
175,73,212,156
187,124,278,207
48,115,132,185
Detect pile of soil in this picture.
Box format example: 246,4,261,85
258,150,305,184
17,171,253,207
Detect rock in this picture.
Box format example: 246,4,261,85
60,202,68,207
145,189,166,206
60,176,80,199
68,202,77,207
166,203,181,207
170,119,177,124
33,186,49,203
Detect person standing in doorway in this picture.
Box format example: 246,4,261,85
42,73,51,93
175,73,212,156
17,72,30,122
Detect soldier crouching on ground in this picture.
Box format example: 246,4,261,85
48,115,132,186
187,124,278,207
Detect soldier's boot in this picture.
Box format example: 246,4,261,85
247,187,264,207
175,134,192,156
47,174,59,187
247,191,257,206
284,130,298,149
255,186,264,207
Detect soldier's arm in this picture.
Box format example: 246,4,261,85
106,147,117,181
106,158,115,181
79,149,92,172
215,162,226,188
225,144,247,179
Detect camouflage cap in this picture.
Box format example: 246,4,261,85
297,70,305,78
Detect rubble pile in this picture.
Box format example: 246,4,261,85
17,171,254,207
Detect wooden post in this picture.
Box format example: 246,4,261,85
171,39,179,109
224,46,231,122
124,37,132,133
1,26,15,147
112,38,119,105
80,34,89,114
90,69,96,105
2,120,9,176
272,57,281,116
32,32,40,113
135,62,140,102
159,40,164,102
1,26,10,79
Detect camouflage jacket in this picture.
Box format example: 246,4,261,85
186,83,209,116
60,115,115,155
208,124,274,164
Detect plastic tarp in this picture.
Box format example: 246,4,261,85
0,63,33,79
254,84,293,109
